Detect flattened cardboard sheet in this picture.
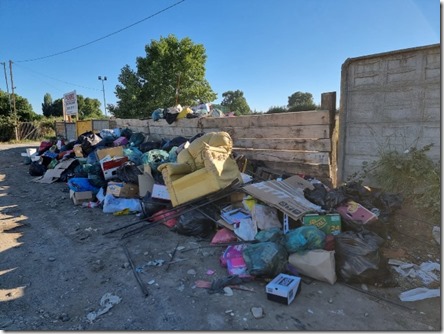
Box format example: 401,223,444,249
242,175,319,221
33,158,77,184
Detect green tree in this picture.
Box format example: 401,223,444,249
77,95,103,119
266,106,288,114
221,90,251,116
0,90,36,121
113,34,217,118
287,91,317,111
41,93,102,119
110,65,145,119
42,93,53,117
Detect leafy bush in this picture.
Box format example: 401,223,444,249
350,144,440,224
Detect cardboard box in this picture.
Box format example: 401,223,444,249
106,181,139,198
100,156,128,180
96,146,124,161
151,184,171,200
69,189,93,205
336,200,378,225
266,273,301,305
243,175,321,222
303,213,341,235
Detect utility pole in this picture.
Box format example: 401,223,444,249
9,60,18,141
1,62,12,115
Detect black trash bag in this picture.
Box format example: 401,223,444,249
340,181,375,210
73,164,88,178
129,132,145,147
325,188,349,209
97,136,115,148
304,183,328,208
334,230,395,286
140,195,169,218
161,136,188,151
116,161,143,184
172,211,215,237
121,128,133,139
164,112,178,124
79,131,101,156
242,241,288,278
373,191,404,218
58,159,80,182
139,141,161,153
61,141,76,151
189,132,205,143
29,161,47,176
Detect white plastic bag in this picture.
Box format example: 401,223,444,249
399,287,440,302
252,204,282,230
102,194,142,214
234,218,257,241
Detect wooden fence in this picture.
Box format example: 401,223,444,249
114,92,337,185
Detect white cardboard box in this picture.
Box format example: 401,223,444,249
266,273,301,305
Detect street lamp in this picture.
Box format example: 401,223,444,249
98,76,107,116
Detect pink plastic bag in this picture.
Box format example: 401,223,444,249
211,228,237,244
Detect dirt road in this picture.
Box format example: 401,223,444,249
0,143,440,330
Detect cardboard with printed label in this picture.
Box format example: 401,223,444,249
266,273,301,305
336,200,378,225
302,213,341,235
96,146,124,160
242,175,319,222
106,181,139,198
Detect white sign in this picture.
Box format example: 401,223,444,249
63,90,78,115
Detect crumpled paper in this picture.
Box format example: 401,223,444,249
87,293,122,322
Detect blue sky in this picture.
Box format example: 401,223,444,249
0,0,440,115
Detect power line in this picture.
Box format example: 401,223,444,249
15,0,186,63
14,63,101,91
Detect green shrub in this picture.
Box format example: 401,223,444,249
350,144,440,224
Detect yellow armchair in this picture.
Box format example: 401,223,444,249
158,132,243,207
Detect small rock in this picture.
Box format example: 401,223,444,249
225,309,233,314
307,309,314,314
364,312,369,317
187,269,196,275
147,280,156,285
48,257,56,262
122,262,130,269
251,307,264,319
361,284,368,291
223,287,233,296
328,298,333,304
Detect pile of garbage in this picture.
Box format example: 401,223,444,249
21,129,440,304
151,103,228,124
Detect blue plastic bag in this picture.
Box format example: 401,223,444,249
67,177,99,193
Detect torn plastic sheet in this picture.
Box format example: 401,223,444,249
86,293,122,322
399,287,440,302
389,260,440,285
135,259,165,272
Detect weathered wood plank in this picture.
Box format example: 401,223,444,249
234,148,330,165
234,138,331,152
201,110,331,128
253,160,331,180
205,125,330,139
